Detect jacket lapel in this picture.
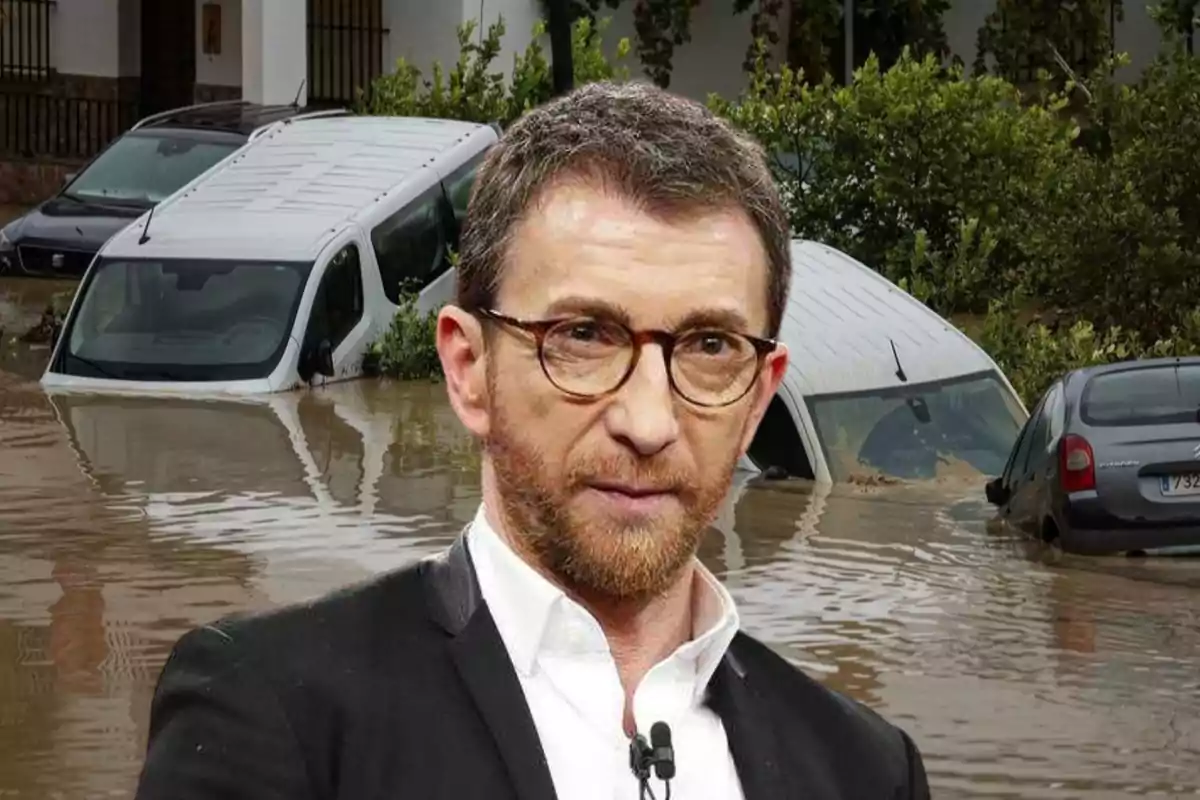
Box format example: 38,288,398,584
422,532,559,800
707,644,789,800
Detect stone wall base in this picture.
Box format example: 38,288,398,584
0,75,249,205
0,159,78,206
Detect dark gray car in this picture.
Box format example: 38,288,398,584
0,101,341,279
985,356,1200,556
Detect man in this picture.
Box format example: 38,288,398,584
133,81,931,800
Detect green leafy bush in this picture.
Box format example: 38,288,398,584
973,296,1200,407
711,44,1082,318
360,14,1200,395
366,288,441,381
358,16,631,127
1035,48,1200,341
972,298,1140,407
713,41,1200,379
360,17,630,380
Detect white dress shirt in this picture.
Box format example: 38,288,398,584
466,504,747,800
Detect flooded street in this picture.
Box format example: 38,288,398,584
1,285,1199,798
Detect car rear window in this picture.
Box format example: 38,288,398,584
1081,364,1200,426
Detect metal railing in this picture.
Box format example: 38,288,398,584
0,0,54,82
129,98,249,131
307,0,389,106
0,89,138,160
247,107,353,142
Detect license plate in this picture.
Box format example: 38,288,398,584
1160,473,1200,496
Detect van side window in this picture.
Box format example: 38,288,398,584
441,153,486,252
307,243,364,352
370,184,447,304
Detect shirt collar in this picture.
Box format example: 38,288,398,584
466,504,740,698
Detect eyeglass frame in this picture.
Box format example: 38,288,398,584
475,307,780,408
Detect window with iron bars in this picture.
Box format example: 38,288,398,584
307,0,390,107
0,0,54,82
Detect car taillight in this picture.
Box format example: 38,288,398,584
1060,434,1095,493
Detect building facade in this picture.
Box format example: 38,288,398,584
0,0,1174,204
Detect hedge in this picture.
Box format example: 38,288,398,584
363,16,1200,408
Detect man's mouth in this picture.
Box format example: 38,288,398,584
581,481,683,516
586,480,676,498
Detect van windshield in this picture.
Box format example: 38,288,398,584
61,257,311,381
807,371,1027,482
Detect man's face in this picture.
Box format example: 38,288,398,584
440,181,788,602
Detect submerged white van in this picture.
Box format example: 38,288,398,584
740,240,1029,485
41,115,1025,486
41,114,498,395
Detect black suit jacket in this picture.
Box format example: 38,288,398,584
134,533,931,799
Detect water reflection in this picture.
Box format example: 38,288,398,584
0,379,486,798
719,480,1200,798
45,382,482,602
0,368,1198,798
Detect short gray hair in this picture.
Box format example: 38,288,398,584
456,80,792,338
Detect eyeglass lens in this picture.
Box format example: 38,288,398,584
540,317,760,405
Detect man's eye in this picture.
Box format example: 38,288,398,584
681,331,741,358
566,322,601,341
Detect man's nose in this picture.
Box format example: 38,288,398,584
604,345,680,457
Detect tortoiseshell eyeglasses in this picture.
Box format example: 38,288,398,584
476,308,778,408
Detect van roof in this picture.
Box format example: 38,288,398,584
102,115,497,263
781,240,1001,397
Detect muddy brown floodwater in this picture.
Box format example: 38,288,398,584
1,288,1199,799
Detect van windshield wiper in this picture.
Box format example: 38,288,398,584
66,352,127,380
131,368,190,382
66,353,190,382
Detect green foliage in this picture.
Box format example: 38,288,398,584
974,298,1200,407
1150,0,1198,49
629,0,703,88
1029,48,1200,340
714,39,1200,349
363,14,1200,405
712,45,1080,317
974,0,1124,87
358,16,630,127
549,0,952,88
539,0,697,87
366,284,441,381
853,0,953,70
360,17,630,381
973,298,1140,406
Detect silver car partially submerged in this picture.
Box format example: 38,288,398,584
986,357,1200,555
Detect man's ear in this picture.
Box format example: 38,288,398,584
739,344,789,456
436,305,490,439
